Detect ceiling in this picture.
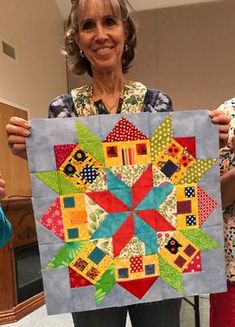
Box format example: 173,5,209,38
55,0,219,19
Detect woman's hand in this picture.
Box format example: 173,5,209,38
209,108,232,149
0,176,6,200
5,117,31,160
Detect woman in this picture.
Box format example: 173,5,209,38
0,175,12,248
209,98,235,327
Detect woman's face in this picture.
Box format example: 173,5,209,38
76,0,126,75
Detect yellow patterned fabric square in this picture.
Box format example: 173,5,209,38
103,140,151,167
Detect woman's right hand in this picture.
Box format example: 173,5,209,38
5,117,31,160
209,108,231,149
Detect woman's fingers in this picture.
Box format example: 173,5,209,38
10,144,27,159
209,108,223,117
6,124,31,137
6,117,31,138
218,124,229,132
210,109,231,146
209,110,230,124
7,135,27,147
8,116,30,128
5,116,30,159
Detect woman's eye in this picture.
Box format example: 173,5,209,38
104,17,117,26
81,21,94,30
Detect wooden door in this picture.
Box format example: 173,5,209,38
0,102,31,197
0,102,44,323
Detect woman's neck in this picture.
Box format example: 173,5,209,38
92,70,125,99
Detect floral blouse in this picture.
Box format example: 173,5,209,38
48,81,173,118
219,98,235,282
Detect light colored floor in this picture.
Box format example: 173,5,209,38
180,296,209,327
2,296,209,327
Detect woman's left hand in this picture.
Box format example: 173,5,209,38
209,108,232,148
0,176,6,200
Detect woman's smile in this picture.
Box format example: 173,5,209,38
94,46,114,58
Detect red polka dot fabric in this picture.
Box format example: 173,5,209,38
54,144,77,169
40,197,64,240
183,252,202,273
198,186,217,225
104,117,147,142
130,256,143,273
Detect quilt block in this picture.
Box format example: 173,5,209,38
27,111,226,314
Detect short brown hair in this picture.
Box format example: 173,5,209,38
64,0,137,77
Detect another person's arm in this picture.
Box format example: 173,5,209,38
0,207,12,248
220,169,235,208
0,176,12,248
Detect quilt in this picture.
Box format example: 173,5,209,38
26,111,226,314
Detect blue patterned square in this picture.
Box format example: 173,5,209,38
186,215,197,226
80,165,99,183
145,264,155,275
161,160,178,178
185,187,195,198
68,228,79,239
63,196,75,208
118,268,129,279
88,247,106,265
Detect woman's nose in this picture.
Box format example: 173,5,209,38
94,24,107,41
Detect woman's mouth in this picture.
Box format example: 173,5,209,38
95,47,112,55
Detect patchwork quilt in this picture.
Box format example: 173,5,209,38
26,111,226,314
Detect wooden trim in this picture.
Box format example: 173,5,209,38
1,197,32,209
0,292,45,325
0,97,29,113
1,198,37,248
0,242,17,311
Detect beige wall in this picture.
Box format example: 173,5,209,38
132,0,235,110
0,0,67,118
68,0,235,111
